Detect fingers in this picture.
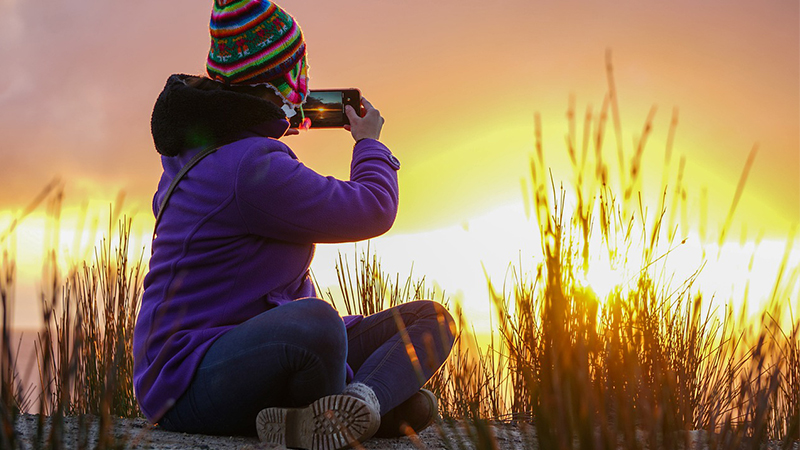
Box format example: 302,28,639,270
346,96,384,142
361,98,383,126
345,104,359,123
346,97,376,121
361,97,375,114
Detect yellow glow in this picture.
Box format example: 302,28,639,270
581,256,627,301
2,198,798,332
313,201,799,336
0,0,797,344
1,208,153,329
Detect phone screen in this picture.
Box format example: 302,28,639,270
290,89,360,129
304,91,346,127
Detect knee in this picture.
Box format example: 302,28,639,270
291,298,347,352
413,300,457,350
434,302,457,349
294,297,341,321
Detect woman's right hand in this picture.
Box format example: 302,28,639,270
345,97,384,142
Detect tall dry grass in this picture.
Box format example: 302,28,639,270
426,52,798,449
318,52,799,449
1,241,25,450
1,185,143,449
0,52,797,450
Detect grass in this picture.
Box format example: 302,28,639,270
0,53,798,449
436,54,799,449
2,189,142,449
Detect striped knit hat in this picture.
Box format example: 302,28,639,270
207,0,309,108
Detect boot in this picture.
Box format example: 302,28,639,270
256,383,381,450
374,389,438,438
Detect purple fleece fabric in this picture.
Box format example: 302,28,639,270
133,120,399,422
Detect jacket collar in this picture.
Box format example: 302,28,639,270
151,74,288,157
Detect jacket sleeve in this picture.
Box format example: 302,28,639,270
235,138,400,243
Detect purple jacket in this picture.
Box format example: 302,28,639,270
133,75,399,422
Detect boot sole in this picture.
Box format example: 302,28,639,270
257,394,380,450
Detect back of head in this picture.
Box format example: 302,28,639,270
207,0,309,109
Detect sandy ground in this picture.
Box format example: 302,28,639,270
13,414,530,450
12,414,800,449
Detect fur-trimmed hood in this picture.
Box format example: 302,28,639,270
151,74,288,157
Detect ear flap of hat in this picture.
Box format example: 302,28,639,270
266,53,309,108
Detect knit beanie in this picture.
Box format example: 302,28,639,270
207,0,309,109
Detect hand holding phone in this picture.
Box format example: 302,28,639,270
345,97,384,142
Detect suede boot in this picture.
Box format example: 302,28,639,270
374,389,438,438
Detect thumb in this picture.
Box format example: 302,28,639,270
345,105,360,122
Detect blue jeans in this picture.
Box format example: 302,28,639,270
159,298,455,436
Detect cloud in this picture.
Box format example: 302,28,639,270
0,75,33,105
0,0,212,209
44,84,109,144
0,0,23,41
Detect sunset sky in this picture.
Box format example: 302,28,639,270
1,0,798,328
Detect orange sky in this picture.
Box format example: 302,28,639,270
0,0,796,235
0,0,798,328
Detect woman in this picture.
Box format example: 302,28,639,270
132,1,456,449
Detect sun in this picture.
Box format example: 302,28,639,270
579,255,628,301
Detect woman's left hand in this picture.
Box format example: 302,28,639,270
284,128,301,137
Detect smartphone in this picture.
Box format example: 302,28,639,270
290,89,361,129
